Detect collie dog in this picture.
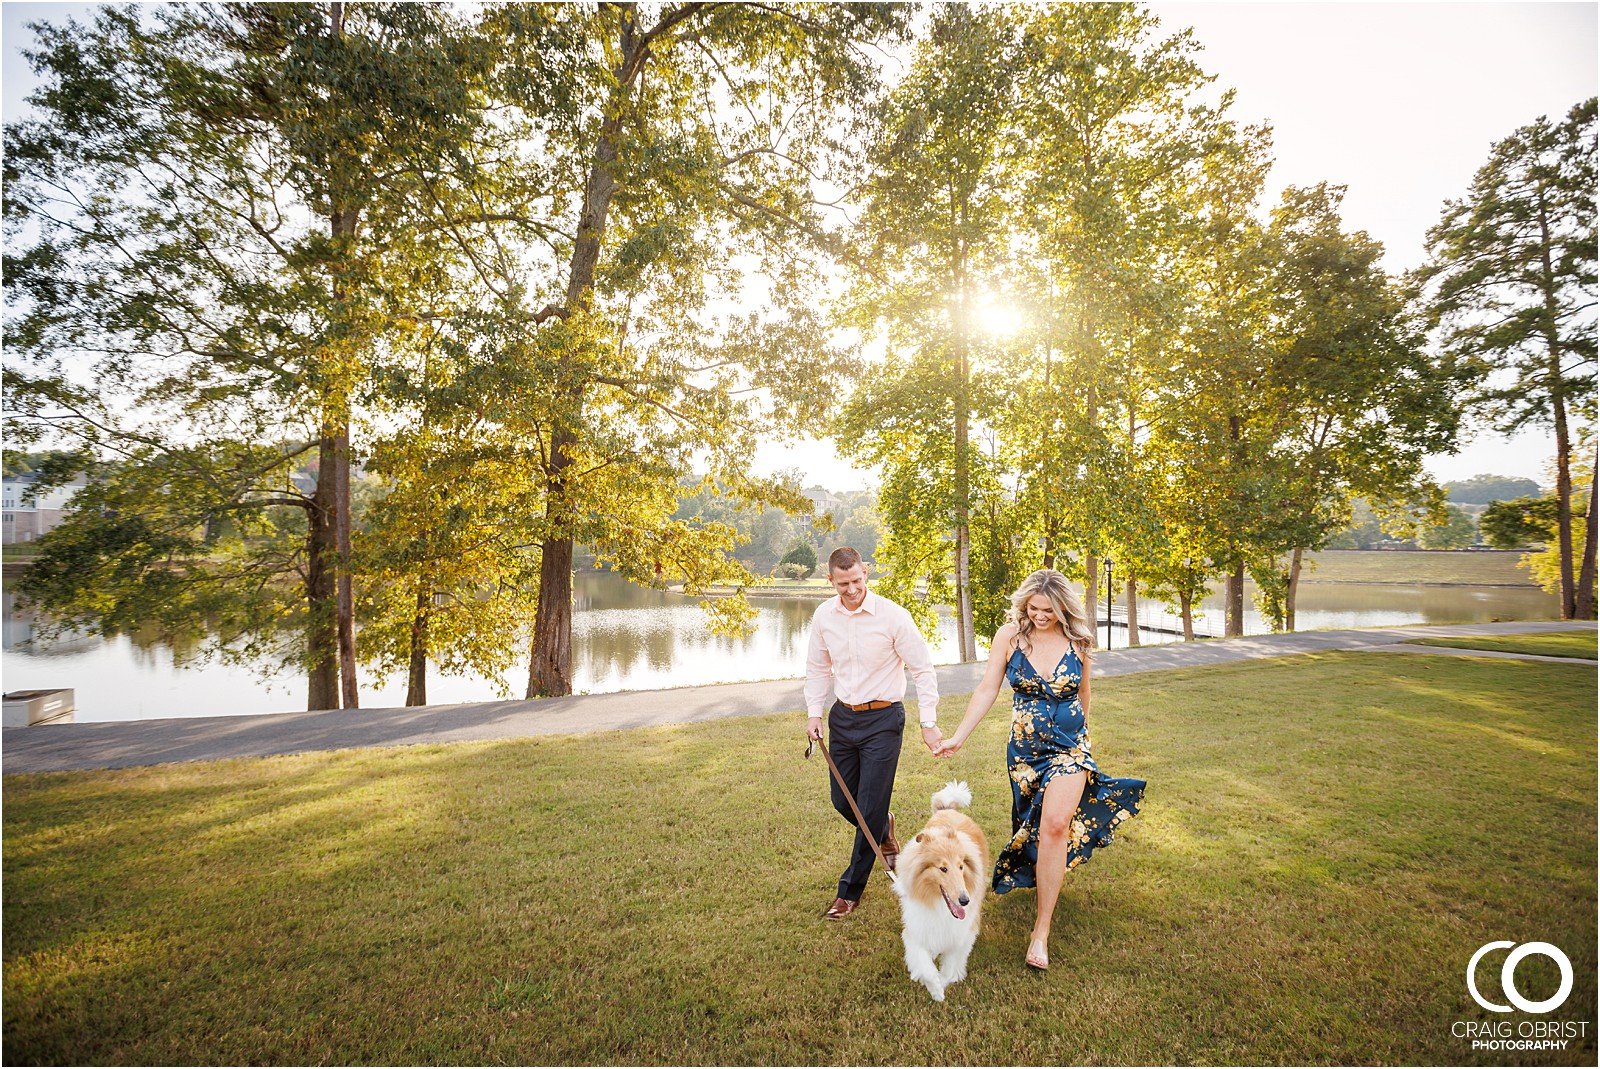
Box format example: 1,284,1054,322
892,781,989,1001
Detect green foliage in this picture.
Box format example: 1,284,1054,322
1416,505,1479,550
4,3,523,703
1415,96,1596,616
6,2,913,699
1,449,89,480
1480,496,1560,548
777,539,817,578
840,2,1019,649
1247,557,1291,633
13,441,315,674
826,505,882,566
1415,97,1597,438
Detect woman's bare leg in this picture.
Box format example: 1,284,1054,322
1029,770,1088,964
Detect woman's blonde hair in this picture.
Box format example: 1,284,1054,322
1006,568,1095,660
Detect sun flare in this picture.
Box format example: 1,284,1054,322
970,290,1026,339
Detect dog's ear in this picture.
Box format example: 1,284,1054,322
914,832,925,843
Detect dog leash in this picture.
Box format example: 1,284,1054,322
806,736,899,886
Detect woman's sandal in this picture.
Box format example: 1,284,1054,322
1026,938,1049,972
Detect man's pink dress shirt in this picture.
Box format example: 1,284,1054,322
804,590,940,726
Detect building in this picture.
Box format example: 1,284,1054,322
802,484,843,517
2,472,86,544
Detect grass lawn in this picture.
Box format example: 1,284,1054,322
1303,549,1536,586
1404,629,1598,660
4,653,1594,1065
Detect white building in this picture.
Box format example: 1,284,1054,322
2,472,86,544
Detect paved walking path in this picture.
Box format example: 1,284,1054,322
3,620,1592,774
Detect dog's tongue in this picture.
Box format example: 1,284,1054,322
944,891,967,920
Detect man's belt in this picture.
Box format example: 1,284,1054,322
840,699,898,712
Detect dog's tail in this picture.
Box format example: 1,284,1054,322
930,780,972,813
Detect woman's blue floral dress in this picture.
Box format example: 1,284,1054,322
992,643,1146,894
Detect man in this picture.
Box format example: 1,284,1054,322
805,546,943,920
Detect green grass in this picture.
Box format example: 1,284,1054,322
4,653,1595,1065
1304,549,1535,586
2,543,42,561
1405,629,1598,660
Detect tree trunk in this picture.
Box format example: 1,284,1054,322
527,8,639,697
1179,590,1194,642
1537,194,1577,619
953,279,975,662
406,585,429,706
1040,342,1056,571
1124,576,1140,647
307,443,340,710
1286,547,1304,632
1550,367,1576,619
334,420,358,708
327,3,360,708
529,510,576,697
1225,557,1245,637
1576,450,1598,620
1225,410,1246,638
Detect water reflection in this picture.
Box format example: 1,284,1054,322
1,570,1562,722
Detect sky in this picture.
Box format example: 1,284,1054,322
4,1,1597,491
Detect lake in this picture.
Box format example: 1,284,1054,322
1,569,1561,721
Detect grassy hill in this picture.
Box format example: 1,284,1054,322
1303,549,1537,586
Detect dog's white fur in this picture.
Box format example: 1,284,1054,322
891,781,989,1001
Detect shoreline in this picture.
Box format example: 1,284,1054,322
4,620,1590,774
672,577,1545,598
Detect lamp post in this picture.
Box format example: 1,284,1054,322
1104,557,1114,650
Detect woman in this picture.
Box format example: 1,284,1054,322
936,568,1146,971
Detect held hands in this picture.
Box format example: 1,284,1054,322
920,724,944,754
933,734,965,759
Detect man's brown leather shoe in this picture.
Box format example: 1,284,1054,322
824,896,860,920
882,812,900,873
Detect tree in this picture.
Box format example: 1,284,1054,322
1254,183,1462,628
1012,2,1232,628
490,3,909,696
353,313,550,706
824,502,882,565
1479,496,1557,548
1152,120,1280,638
1480,446,1598,610
1417,505,1479,550
841,2,1017,660
4,3,516,707
1415,97,1597,619
777,539,818,579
